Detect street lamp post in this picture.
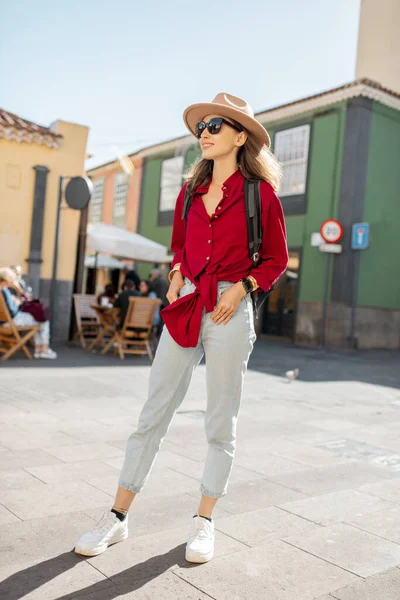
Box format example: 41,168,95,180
49,176,93,338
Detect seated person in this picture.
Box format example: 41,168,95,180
113,279,140,328
0,267,57,359
139,280,161,328
10,265,32,296
97,284,115,306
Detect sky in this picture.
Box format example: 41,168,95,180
1,0,361,170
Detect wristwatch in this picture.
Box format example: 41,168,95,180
240,278,254,295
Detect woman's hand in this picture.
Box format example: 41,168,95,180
211,282,247,325
166,271,185,304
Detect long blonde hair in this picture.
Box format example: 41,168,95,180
185,123,282,194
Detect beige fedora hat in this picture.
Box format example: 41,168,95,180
183,92,270,148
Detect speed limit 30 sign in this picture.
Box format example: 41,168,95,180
320,219,343,244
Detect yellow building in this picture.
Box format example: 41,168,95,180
0,108,89,340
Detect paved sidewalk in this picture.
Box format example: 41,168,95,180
1,341,400,599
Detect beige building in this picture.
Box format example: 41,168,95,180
0,109,89,340
356,0,400,94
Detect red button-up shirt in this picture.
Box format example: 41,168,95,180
161,169,288,347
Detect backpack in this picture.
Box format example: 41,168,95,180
181,178,275,317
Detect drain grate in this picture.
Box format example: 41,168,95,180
177,410,205,420
317,438,400,471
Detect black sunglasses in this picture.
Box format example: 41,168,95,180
195,117,243,139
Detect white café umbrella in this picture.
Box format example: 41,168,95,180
84,254,126,270
86,223,169,264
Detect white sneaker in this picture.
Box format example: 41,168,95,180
74,512,128,557
185,515,215,563
39,349,57,359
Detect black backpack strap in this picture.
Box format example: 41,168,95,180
181,186,192,220
244,179,262,264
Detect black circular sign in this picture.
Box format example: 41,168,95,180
65,176,93,210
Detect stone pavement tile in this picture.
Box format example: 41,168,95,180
0,468,47,490
55,418,135,443
0,480,113,520
0,409,63,429
43,442,124,463
306,418,361,433
235,436,306,457
186,477,306,515
337,430,400,454
86,523,246,581
358,477,400,503
215,506,322,546
0,511,96,567
347,505,400,544
0,503,20,525
174,539,358,600
106,439,129,451
104,455,125,469
268,462,396,496
274,445,352,468
0,448,63,471
285,522,400,577
0,425,81,451
279,489,394,526
0,553,108,600
25,459,120,484
235,452,313,478
84,492,230,539
74,571,213,600
328,568,400,599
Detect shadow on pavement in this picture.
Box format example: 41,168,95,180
0,545,201,600
1,339,400,390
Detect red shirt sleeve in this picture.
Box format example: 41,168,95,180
170,183,188,268
250,181,289,292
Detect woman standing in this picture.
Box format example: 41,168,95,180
75,93,288,563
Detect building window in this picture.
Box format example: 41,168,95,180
274,125,310,197
113,172,128,224
90,178,104,223
159,156,184,212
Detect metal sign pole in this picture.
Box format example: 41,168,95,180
49,175,64,337
320,252,331,347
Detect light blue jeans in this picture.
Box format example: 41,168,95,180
119,279,257,498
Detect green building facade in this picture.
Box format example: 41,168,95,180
135,80,400,349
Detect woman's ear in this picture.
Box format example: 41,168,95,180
236,131,248,147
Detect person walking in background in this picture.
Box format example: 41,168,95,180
0,268,57,359
122,267,141,291
149,268,168,309
75,92,288,564
113,279,140,328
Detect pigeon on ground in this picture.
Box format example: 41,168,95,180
285,368,299,383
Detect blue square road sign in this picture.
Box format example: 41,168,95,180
352,223,369,249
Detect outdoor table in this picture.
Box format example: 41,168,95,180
88,305,120,353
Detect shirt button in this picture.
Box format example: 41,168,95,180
208,240,211,243
206,256,209,260
209,224,212,228
217,207,221,210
